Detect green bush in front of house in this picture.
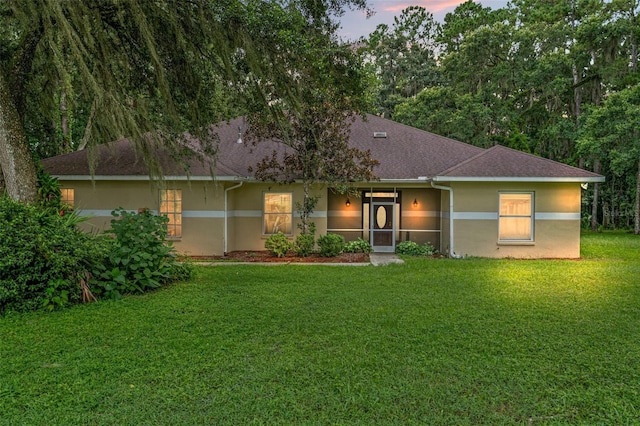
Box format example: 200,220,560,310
0,198,193,314
317,233,345,257
0,196,108,314
265,232,293,258
294,233,315,257
91,208,193,300
344,238,372,254
395,240,437,256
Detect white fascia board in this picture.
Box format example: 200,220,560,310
431,176,605,183
52,175,247,182
377,178,430,183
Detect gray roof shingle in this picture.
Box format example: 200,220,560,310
434,145,604,181
41,114,604,182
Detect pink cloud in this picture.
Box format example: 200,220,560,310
380,0,468,13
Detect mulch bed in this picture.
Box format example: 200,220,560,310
191,251,369,263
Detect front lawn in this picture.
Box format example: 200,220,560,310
1,232,639,424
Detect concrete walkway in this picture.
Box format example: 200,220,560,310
369,253,404,266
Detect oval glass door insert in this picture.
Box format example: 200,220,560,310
376,206,387,229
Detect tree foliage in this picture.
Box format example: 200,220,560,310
363,0,640,231
578,85,640,233
248,94,378,233
357,6,443,119
0,0,369,203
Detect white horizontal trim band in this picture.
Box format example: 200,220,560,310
536,212,581,220
402,211,439,218
78,209,330,219
75,209,580,221
453,212,497,220
327,228,441,233
79,209,152,217
453,212,580,221
328,210,361,218
184,211,224,218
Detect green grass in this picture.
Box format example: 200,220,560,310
1,232,639,425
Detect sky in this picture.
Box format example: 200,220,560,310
338,0,509,41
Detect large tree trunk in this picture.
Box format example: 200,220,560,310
0,70,39,204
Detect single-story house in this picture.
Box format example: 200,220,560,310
42,114,604,258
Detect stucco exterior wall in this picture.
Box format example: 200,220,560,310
439,189,451,255
327,185,442,250
225,183,327,253
450,182,582,258
62,180,226,256
59,179,327,256
58,178,582,258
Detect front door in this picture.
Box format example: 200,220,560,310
371,202,395,252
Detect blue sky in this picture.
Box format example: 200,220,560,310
338,0,509,41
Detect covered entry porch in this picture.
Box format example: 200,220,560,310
326,186,442,253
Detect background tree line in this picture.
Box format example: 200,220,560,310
1,0,638,234
359,0,640,234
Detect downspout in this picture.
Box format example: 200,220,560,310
430,181,462,258
224,181,243,255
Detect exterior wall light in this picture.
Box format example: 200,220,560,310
413,198,418,207
345,198,351,207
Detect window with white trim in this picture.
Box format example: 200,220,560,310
160,189,182,237
263,193,292,235
499,192,533,241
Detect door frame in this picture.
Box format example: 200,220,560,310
370,201,396,253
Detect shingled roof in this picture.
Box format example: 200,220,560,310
41,114,604,182
433,145,604,182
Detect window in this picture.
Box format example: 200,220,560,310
264,193,292,235
499,192,533,241
60,188,74,208
160,189,182,237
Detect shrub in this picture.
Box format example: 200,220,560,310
344,238,372,254
294,233,315,257
91,208,192,299
0,197,106,314
265,232,293,258
317,233,345,257
395,241,437,256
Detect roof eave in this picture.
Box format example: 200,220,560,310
51,175,247,182
431,176,606,183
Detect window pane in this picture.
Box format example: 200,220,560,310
264,193,292,234
61,188,75,207
160,189,182,237
500,193,531,216
499,217,531,240
499,192,533,241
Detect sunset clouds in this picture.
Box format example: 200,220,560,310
379,0,469,14
339,0,508,40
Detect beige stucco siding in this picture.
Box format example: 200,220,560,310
225,183,327,252
439,189,451,255
63,180,330,256
327,185,442,249
400,188,441,247
60,180,227,256
450,182,582,258
57,178,582,258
